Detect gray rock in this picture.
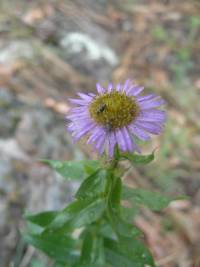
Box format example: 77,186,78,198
60,32,118,79
60,32,118,66
0,41,34,64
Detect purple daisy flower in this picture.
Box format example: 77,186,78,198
66,80,166,157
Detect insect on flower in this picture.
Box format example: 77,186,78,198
67,80,166,157
97,103,107,114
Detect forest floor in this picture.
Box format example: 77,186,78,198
0,1,200,267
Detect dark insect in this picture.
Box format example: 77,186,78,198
97,103,107,114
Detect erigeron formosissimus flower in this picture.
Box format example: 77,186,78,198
67,80,166,157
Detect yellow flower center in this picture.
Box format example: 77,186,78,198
89,91,140,130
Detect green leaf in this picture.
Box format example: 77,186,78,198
25,211,59,227
51,262,68,267
25,222,44,235
91,236,105,266
24,211,60,235
108,208,141,238
105,237,155,267
120,206,138,221
30,259,46,267
107,177,141,238
75,169,107,199
23,231,78,263
122,186,177,211
51,262,67,267
99,221,118,240
46,198,106,231
83,161,101,175
40,159,100,180
80,231,105,266
31,259,46,267
121,151,155,165
80,231,93,264
109,177,122,209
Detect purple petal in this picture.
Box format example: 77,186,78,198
138,109,166,122
89,93,96,97
66,113,89,120
138,98,166,110
107,83,113,93
108,132,117,157
116,129,127,151
77,92,93,101
67,122,75,132
128,124,150,141
94,134,106,154
132,138,142,154
96,83,104,94
69,109,88,115
123,79,130,92
121,127,133,152
69,109,87,115
73,122,96,141
128,86,144,96
87,127,105,144
136,94,157,102
135,121,163,135
71,118,94,131
69,106,88,112
126,85,135,95
69,98,89,106
116,84,122,91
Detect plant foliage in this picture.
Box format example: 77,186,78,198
23,152,178,267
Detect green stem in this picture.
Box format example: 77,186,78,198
91,146,122,243
104,148,122,220
104,148,120,199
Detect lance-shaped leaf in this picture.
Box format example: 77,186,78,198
23,231,78,263
107,206,141,238
122,186,180,211
45,198,106,232
25,211,59,228
40,159,100,180
105,237,156,267
75,169,107,199
120,151,155,165
80,231,105,266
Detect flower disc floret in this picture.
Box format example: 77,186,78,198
89,91,140,130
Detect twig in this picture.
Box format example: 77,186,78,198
19,246,35,267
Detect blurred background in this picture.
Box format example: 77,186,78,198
0,0,200,267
